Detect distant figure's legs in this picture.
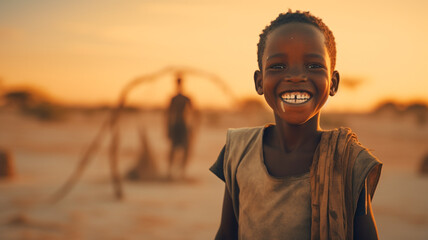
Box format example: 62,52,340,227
167,122,190,180
179,144,190,179
167,145,175,180
168,144,190,180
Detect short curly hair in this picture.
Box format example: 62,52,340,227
257,10,336,72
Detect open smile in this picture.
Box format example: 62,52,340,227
280,91,312,105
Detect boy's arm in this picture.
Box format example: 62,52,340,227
215,186,238,240
353,193,379,240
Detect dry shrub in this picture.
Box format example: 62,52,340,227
404,103,428,126
2,89,67,121
419,153,428,175
0,149,15,179
126,129,160,181
373,100,428,126
372,100,404,116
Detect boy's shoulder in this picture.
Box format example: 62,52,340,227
355,147,379,165
227,125,264,136
224,125,267,161
226,125,269,147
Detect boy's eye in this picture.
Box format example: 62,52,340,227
268,64,287,70
307,63,325,69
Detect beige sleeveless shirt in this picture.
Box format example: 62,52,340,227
238,157,312,239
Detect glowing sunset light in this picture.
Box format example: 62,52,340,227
0,0,427,111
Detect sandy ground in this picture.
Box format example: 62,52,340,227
0,110,427,240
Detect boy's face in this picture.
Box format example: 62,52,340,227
254,23,339,126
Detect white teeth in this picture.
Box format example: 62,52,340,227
281,91,311,104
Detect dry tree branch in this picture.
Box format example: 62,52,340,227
49,119,109,203
49,67,174,203
49,66,235,203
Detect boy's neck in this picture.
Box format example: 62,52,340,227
272,113,323,153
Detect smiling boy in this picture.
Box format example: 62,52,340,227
210,10,382,240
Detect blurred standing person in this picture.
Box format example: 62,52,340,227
166,74,196,180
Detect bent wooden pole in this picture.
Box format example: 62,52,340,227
49,119,109,203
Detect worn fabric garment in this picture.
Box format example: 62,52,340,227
210,126,382,240
212,146,368,218
310,127,382,240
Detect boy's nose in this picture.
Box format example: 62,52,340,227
284,67,307,82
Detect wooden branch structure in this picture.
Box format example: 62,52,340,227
50,66,236,203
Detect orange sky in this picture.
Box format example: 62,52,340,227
0,0,427,111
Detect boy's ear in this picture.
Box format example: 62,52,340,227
329,70,340,96
254,70,264,95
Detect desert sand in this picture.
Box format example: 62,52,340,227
0,109,427,240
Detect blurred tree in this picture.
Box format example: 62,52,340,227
1,88,66,121
404,102,428,126
340,76,364,91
